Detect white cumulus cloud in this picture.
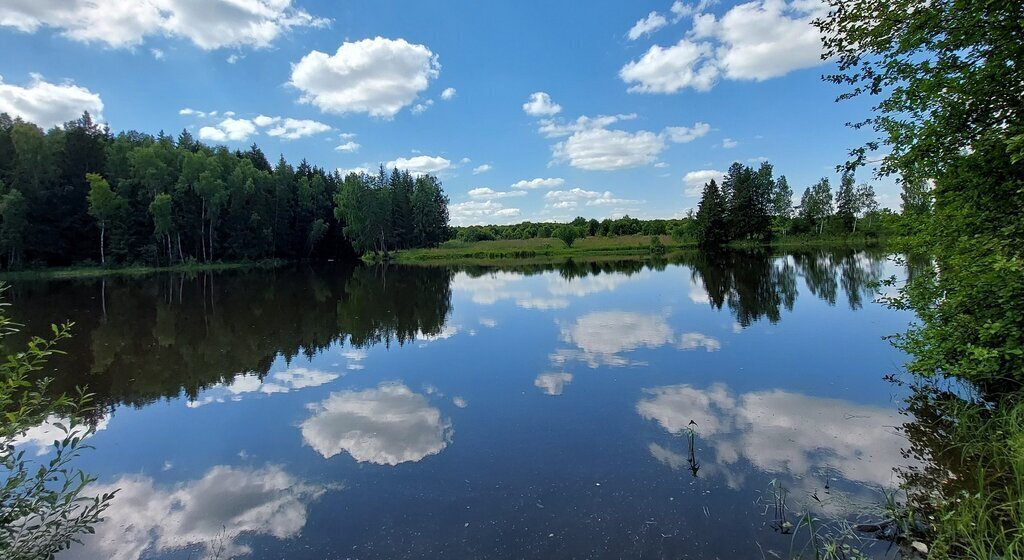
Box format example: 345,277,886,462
290,37,440,118
628,11,668,40
0,74,103,129
511,177,565,190
553,128,665,171
199,117,257,143
621,0,828,93
386,155,451,175
0,0,328,50
682,169,726,196
335,141,360,153
472,164,492,174
449,200,522,226
301,383,452,465
440,87,457,100
468,188,526,201
522,91,562,117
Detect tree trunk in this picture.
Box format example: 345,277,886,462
99,223,106,265
200,200,207,262
852,216,858,233
177,232,184,263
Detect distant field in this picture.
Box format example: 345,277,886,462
390,233,890,264
391,235,688,263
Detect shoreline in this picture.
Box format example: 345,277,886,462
0,259,286,281
0,235,890,280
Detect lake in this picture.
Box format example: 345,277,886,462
7,249,917,559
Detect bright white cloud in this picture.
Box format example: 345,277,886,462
291,37,440,118
682,169,726,196
386,155,451,175
522,91,562,117
301,383,452,465
335,141,360,153
468,187,526,201
338,166,370,177
670,0,716,21
722,137,738,148
0,74,103,129
620,39,718,93
553,127,665,171
545,115,709,171
0,0,328,50
665,122,711,143
535,372,573,396
449,200,522,226
627,11,668,40
440,87,457,100
545,188,641,209
411,99,434,114
195,114,330,143
198,117,257,143
511,177,565,190
621,0,828,93
537,113,637,139
472,164,492,174
61,465,328,560
263,117,331,140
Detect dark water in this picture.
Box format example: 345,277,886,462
7,250,916,559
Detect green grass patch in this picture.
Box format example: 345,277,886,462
393,235,694,263
393,234,888,263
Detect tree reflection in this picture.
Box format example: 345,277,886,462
5,264,453,410
681,248,888,326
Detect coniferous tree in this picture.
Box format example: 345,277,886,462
695,179,729,247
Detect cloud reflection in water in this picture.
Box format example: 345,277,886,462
301,382,453,465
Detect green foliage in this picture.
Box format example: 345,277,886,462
553,225,579,248
648,236,666,255
0,113,450,268
817,0,1024,556
333,168,449,256
0,288,114,558
0,186,28,268
815,0,1024,178
695,179,729,247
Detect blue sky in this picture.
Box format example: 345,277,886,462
0,0,896,225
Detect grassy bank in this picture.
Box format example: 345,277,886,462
390,234,888,264
0,259,285,281
388,235,691,263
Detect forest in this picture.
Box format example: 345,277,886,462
0,112,450,269
452,159,904,246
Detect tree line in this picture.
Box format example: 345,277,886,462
0,112,450,268
693,161,888,247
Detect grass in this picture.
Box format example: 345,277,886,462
0,259,285,281
390,235,693,263
390,234,889,264
917,397,1024,558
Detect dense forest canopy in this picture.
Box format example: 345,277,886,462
0,112,451,268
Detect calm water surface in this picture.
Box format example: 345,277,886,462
9,250,915,559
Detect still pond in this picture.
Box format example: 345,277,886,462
8,249,918,559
